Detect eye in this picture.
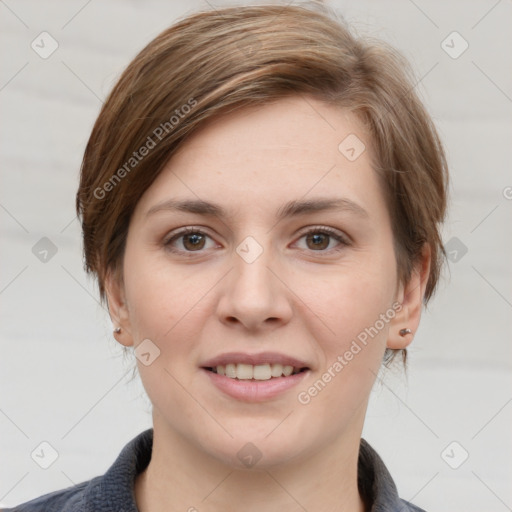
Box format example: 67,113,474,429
295,226,350,253
164,227,217,253
163,225,350,256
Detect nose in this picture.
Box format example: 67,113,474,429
216,238,293,332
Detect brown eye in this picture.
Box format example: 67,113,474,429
164,228,216,254
296,226,350,253
305,232,330,250
182,232,206,251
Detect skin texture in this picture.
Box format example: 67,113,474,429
106,95,431,512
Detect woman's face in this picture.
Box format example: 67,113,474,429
109,96,417,469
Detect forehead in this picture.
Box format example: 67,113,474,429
174,96,371,165
136,96,383,221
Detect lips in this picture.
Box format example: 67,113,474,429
202,367,310,402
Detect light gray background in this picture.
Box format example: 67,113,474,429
1,0,511,510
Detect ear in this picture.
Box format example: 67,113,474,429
104,267,134,348
387,243,431,350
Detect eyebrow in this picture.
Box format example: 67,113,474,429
146,196,369,221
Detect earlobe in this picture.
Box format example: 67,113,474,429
104,269,134,347
387,243,431,350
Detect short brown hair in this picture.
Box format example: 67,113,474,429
76,2,449,362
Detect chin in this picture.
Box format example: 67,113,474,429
202,428,313,471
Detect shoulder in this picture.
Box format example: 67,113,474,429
396,498,427,512
398,499,427,511
2,428,153,512
358,438,428,511
0,478,95,512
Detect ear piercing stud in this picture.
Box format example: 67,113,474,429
113,327,121,334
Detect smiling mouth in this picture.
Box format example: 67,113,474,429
203,363,309,380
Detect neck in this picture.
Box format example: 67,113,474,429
135,412,366,512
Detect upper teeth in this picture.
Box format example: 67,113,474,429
214,363,300,380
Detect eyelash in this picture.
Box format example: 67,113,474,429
163,226,351,256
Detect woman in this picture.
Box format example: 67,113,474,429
5,1,448,511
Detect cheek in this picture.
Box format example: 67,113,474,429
122,246,209,341
302,244,397,402
295,274,395,432
121,249,207,417
313,250,397,344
